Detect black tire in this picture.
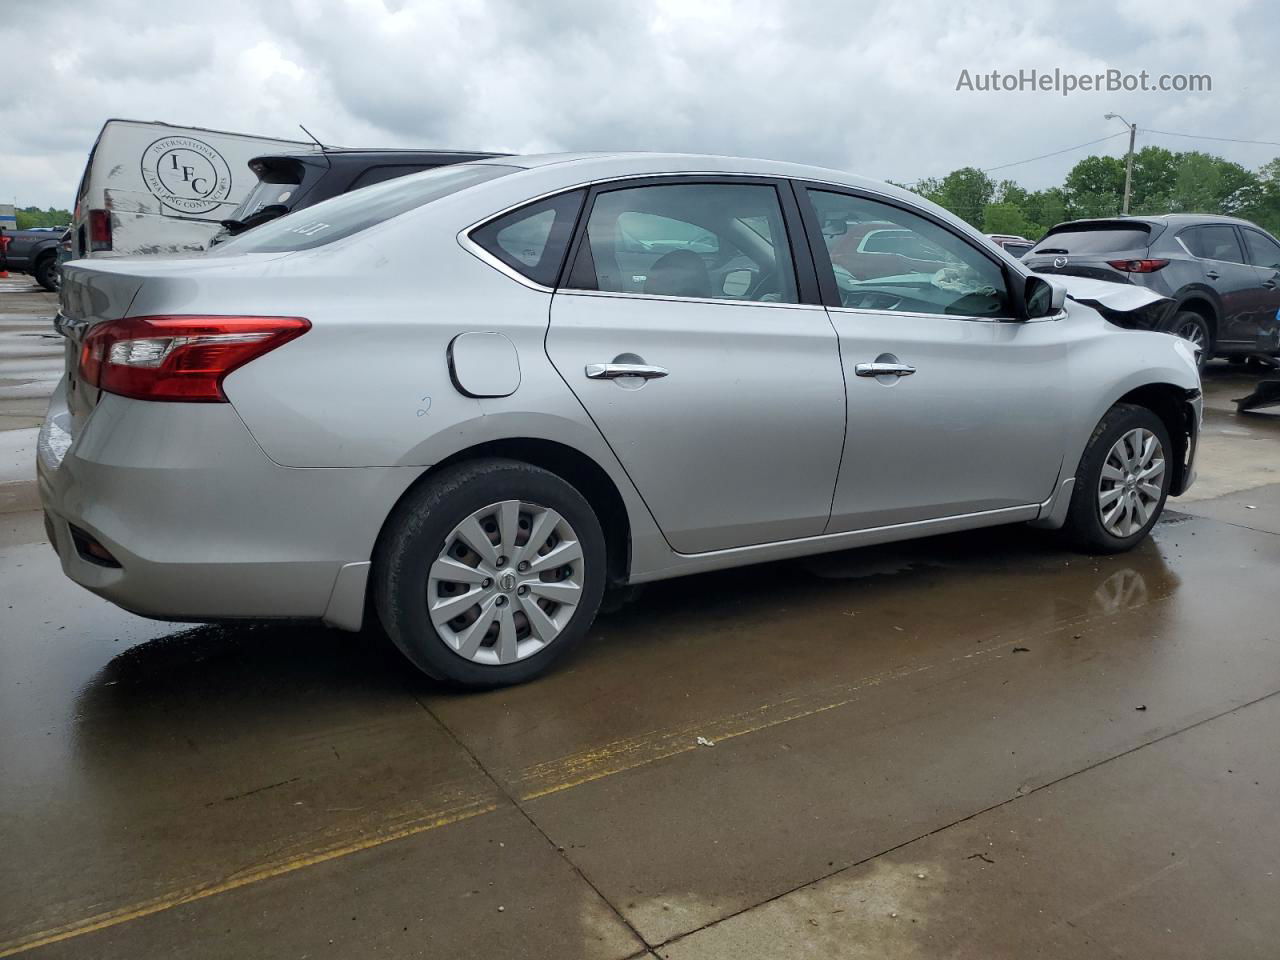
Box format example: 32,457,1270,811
33,252,59,292
1165,310,1212,370
373,458,606,687
1062,403,1172,554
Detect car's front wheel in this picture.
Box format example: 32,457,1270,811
374,458,606,687
1062,403,1172,554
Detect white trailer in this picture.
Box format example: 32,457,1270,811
69,119,317,259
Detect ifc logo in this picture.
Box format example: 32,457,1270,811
140,137,233,215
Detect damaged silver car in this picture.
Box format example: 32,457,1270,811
40,153,1201,686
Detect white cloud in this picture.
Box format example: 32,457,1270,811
1,0,1276,209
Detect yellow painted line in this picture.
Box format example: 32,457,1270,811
512,636,1027,801
0,797,499,958
1,617,1097,956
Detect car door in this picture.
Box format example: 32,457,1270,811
546,177,845,554
1178,225,1264,347
798,184,1068,532
1241,227,1280,353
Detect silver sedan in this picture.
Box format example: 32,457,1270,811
40,153,1201,686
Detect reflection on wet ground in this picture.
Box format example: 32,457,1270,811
2,495,1279,955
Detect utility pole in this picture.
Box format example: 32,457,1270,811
1105,113,1137,215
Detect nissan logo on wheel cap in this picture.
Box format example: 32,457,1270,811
1053,256,1069,268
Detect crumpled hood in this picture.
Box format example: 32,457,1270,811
1042,274,1172,329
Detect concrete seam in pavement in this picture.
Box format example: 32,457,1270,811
648,684,1280,954
409,689,654,953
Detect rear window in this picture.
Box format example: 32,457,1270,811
348,164,434,190
210,163,518,254
230,157,307,221
1031,225,1151,255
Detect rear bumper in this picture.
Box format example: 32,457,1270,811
37,382,420,630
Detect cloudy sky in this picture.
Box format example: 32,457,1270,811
2,0,1278,209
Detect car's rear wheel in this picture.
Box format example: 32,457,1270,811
1062,403,1172,554
34,253,59,292
374,458,606,687
1167,310,1212,369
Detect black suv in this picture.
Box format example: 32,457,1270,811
1024,214,1280,368
210,148,504,245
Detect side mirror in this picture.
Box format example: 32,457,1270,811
1024,275,1067,318
822,218,849,238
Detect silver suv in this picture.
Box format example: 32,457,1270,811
41,153,1201,686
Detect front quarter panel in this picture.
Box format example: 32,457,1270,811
1058,302,1200,486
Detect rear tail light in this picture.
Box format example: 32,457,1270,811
88,209,112,252
78,315,309,402
1106,258,1169,273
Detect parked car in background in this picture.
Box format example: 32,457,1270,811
988,233,1035,258
209,148,505,245
1024,215,1280,368
824,219,951,279
42,153,1201,687
68,119,317,260
0,226,65,290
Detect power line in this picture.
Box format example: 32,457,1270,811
901,131,1128,186
982,131,1129,173
1141,128,1280,148
901,126,1279,189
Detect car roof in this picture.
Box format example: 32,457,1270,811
473,151,929,203
1052,213,1258,229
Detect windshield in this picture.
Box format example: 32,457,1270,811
209,163,519,254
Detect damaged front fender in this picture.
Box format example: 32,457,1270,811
1042,275,1172,329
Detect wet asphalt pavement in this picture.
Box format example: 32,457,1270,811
2,280,1278,958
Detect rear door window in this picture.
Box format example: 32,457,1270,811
565,181,799,304
1030,226,1150,255
1242,230,1280,271
210,163,517,253
1182,225,1245,263
469,190,585,287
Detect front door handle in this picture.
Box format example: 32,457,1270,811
854,362,916,378
1264,278,1278,290
1206,270,1221,280
585,363,669,380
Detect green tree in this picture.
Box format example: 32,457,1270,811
918,167,994,227
1238,157,1280,236
1064,155,1126,218
1021,188,1068,237
981,202,1034,237
1167,152,1257,215
1128,146,1179,214
14,206,72,229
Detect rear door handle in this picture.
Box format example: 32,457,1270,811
854,362,916,378
585,363,669,380
1206,270,1221,280
1264,278,1278,290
